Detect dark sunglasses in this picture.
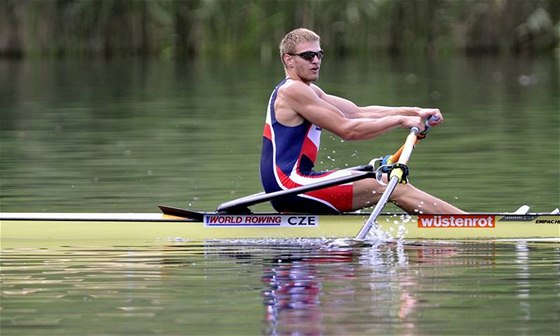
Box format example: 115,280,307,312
288,50,324,61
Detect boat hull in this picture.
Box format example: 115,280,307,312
1,212,559,246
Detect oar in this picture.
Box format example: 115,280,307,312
383,117,435,165
354,127,420,240
354,117,437,241
217,164,376,214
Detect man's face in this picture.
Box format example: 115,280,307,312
289,41,323,83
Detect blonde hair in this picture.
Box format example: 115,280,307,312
279,28,320,57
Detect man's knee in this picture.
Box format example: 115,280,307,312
388,183,416,202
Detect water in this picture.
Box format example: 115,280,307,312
1,55,559,335
0,55,558,213
1,241,559,335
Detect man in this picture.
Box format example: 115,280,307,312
260,28,464,214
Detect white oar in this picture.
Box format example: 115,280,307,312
327,118,435,248
216,164,376,213
354,126,420,240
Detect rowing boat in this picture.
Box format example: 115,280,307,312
1,205,558,246
2,126,558,247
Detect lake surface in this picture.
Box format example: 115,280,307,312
1,55,559,335
2,240,559,336
0,55,558,213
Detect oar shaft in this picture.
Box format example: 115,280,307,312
390,117,436,163
355,127,420,240
398,127,420,164
355,174,400,240
217,165,376,213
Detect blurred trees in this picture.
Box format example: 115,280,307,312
0,0,558,59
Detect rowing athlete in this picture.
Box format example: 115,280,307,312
260,28,465,215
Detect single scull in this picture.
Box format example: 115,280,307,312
1,206,558,245
2,121,558,246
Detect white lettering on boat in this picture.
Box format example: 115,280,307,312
204,215,319,227
418,215,495,228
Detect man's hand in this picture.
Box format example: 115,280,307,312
400,116,426,131
416,108,444,126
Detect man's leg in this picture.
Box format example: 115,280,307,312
352,178,466,214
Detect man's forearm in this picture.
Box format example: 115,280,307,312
360,105,420,118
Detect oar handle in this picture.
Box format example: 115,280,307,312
417,115,440,139
389,115,439,163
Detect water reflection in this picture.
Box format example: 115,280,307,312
259,241,492,336
262,248,354,335
1,240,559,335
1,56,558,213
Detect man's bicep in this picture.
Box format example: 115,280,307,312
295,96,351,133
312,88,363,118
282,84,329,118
282,84,350,134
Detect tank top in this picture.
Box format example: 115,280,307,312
260,78,323,192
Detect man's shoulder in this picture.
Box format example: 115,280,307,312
310,83,324,96
278,80,322,98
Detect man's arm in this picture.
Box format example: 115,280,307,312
277,81,425,141
360,105,444,125
315,85,444,126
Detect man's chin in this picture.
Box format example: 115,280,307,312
305,74,319,82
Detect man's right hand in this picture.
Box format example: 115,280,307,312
400,115,426,131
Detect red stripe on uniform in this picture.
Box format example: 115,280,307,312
263,123,272,140
301,125,318,163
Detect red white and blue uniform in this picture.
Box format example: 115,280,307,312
260,78,354,213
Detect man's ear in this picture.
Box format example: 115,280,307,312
282,53,293,68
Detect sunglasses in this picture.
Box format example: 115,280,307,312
288,50,324,61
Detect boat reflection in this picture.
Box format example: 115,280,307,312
259,241,464,336
2,239,557,335
261,248,354,336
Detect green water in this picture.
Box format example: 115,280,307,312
0,55,558,213
1,241,559,335
0,55,559,335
